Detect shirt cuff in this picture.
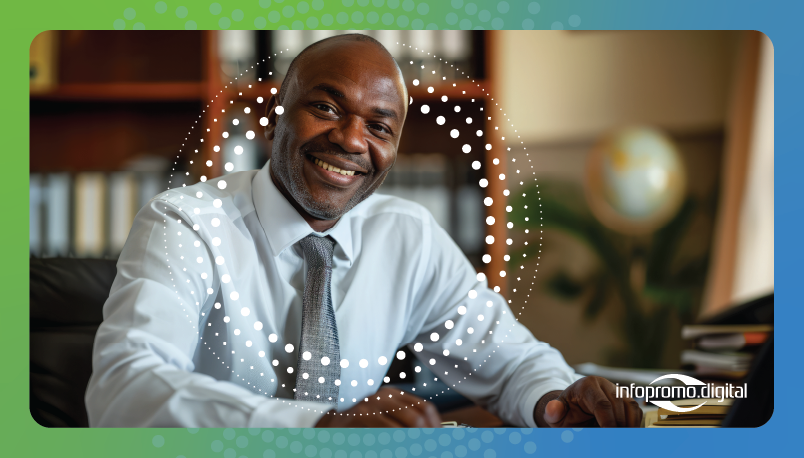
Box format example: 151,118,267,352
521,379,576,428
248,399,331,428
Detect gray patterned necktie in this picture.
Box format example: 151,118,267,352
294,235,340,406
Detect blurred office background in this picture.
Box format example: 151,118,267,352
30,30,773,374
29,30,488,265
497,31,773,370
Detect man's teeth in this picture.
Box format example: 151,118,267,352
314,158,356,176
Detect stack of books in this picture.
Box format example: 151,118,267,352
644,399,733,428
680,324,773,379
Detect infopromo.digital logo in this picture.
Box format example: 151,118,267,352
615,373,748,413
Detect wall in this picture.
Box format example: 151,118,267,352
496,30,739,144
731,34,774,304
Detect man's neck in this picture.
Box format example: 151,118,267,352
269,164,339,233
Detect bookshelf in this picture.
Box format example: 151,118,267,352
31,82,207,101
30,30,507,292
230,81,489,102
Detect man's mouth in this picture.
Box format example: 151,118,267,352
309,156,361,176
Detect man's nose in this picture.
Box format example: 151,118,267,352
328,115,369,154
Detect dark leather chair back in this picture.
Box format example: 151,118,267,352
30,257,116,427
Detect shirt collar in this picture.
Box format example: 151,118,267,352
252,160,354,263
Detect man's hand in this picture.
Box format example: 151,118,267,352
534,376,642,427
315,387,442,427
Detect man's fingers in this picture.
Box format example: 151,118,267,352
415,400,443,427
378,409,416,427
320,409,401,428
583,388,617,428
543,377,640,428
624,399,643,427
381,390,441,427
360,389,409,426
544,399,567,426
360,411,402,428
599,377,631,427
317,388,443,427
387,404,440,427
592,399,617,428
399,391,441,427
604,389,627,427
361,402,409,427
385,404,430,427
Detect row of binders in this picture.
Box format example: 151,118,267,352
219,30,476,85
30,159,485,259
272,30,475,83
29,172,186,258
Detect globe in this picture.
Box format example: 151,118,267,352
584,126,686,235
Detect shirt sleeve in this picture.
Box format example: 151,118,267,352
404,211,583,427
85,197,327,427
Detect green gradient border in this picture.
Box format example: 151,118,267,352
5,1,794,457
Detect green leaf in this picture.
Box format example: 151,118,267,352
583,273,611,321
645,198,696,285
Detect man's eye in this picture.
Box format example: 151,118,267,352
314,104,335,114
368,124,389,134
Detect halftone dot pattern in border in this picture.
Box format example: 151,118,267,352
109,2,582,32
177,426,567,456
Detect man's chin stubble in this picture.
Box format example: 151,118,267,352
275,157,386,221
299,190,365,221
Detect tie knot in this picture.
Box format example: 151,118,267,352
299,235,336,268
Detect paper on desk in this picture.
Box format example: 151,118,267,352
573,363,687,386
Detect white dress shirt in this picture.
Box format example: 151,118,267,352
86,160,581,428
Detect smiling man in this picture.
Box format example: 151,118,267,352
86,34,642,428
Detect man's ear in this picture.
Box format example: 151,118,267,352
263,94,279,141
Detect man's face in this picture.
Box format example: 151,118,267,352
267,39,407,221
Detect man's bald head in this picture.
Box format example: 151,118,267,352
278,34,407,105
